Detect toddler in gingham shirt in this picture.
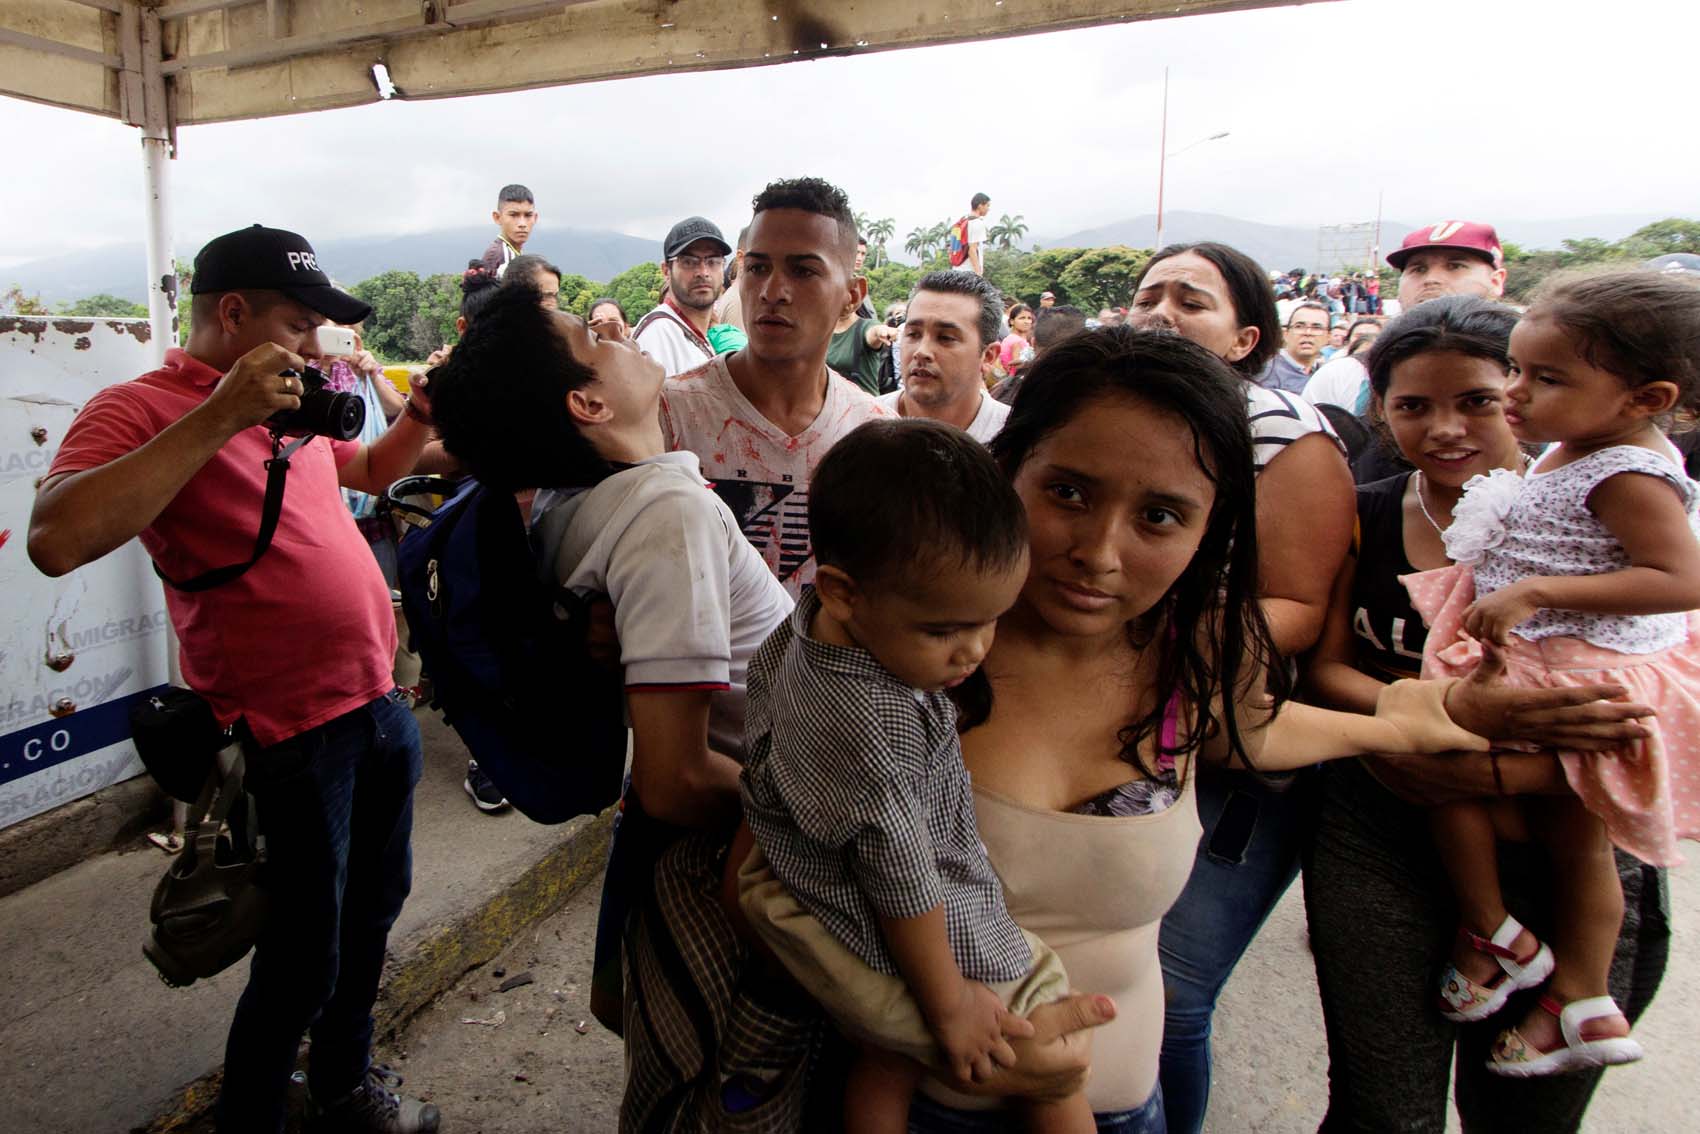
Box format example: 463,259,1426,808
739,420,1090,1133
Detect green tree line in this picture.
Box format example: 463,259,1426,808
346,260,666,361
11,217,1693,355
1501,218,1700,300
863,245,1152,319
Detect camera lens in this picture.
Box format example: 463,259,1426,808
267,374,366,439
302,392,368,442
317,391,365,440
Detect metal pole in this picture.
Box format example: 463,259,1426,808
1155,67,1168,251
138,7,174,368
141,136,174,367
1374,188,1384,268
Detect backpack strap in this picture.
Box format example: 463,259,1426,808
179,742,248,881
634,303,712,357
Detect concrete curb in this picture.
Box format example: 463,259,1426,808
0,775,167,899
141,806,614,1133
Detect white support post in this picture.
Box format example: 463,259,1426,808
138,7,175,367
141,136,174,367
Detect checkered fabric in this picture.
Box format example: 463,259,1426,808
740,589,1031,982
619,831,822,1132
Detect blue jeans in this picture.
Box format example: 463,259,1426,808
214,690,422,1133
908,1086,1164,1132
1156,766,1314,1134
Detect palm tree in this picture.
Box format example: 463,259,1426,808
926,220,952,261
905,226,929,262
866,216,896,268
989,213,1029,251
853,211,872,239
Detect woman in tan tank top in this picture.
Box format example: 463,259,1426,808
905,328,1497,1130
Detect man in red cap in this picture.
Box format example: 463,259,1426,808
29,226,441,1133
1387,220,1508,307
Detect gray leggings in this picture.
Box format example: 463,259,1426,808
1302,759,1670,1133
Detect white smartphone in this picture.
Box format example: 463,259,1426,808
315,325,357,357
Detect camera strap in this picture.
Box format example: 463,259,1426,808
154,432,315,593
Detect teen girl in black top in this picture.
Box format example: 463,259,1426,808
1302,296,1667,1132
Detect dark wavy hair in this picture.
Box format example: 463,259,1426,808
1532,271,1700,417
459,260,500,322
1132,242,1282,378
956,325,1283,775
1364,294,1519,401
430,284,610,493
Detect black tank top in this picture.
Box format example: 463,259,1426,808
1351,473,1429,681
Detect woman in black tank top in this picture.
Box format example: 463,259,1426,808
1301,297,1668,1131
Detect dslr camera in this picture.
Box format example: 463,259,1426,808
267,365,365,440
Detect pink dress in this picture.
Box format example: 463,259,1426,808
998,333,1034,374
1402,451,1700,866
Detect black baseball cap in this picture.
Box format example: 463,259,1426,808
190,225,371,324
663,217,731,261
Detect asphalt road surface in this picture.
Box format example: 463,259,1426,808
375,865,1696,1132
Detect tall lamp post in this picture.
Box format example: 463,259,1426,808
1154,67,1229,250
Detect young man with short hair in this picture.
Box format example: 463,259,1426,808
853,235,877,319
1389,220,1508,307
661,178,887,596
960,193,991,275
1258,301,1330,394
877,271,1010,443
481,184,536,278
29,226,440,1133
634,216,731,376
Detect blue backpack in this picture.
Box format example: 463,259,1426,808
388,476,625,824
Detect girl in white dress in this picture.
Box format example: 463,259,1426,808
1405,272,1700,1077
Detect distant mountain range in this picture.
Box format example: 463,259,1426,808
5,225,658,306
1038,210,1676,273
8,211,1678,305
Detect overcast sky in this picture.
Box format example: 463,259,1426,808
2,0,1695,267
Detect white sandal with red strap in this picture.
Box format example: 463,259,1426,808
1488,994,1644,1077
1437,914,1554,1023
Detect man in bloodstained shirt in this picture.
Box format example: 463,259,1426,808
660,178,888,596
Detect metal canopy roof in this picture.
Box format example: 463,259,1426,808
5,0,1320,130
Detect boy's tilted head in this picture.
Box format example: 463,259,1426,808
493,184,537,250
808,419,1029,690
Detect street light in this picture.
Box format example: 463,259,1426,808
1154,67,1229,250
1170,131,1231,158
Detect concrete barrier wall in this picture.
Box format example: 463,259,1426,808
0,318,170,831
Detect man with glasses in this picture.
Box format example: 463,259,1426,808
1258,301,1330,394
634,216,731,376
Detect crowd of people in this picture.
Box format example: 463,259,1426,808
24,172,1700,1134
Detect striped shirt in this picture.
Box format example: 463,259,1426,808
740,589,1032,981
1246,383,1343,474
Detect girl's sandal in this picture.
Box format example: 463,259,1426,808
1487,994,1644,1077
1437,914,1554,1022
